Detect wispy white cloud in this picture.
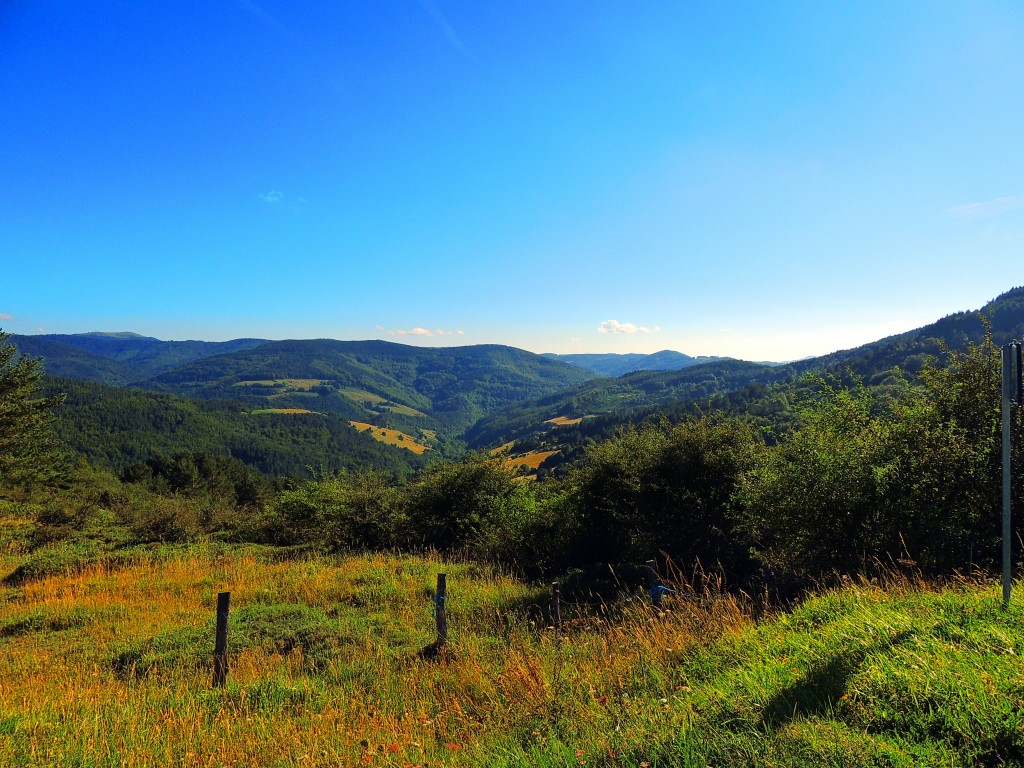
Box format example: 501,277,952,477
417,0,475,60
260,190,284,204
36,328,45,334
597,319,661,334
0,312,12,321
949,193,1024,220
379,326,465,338
234,0,299,43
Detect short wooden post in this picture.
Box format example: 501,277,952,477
645,559,663,610
212,591,230,688
435,573,448,650
551,581,562,646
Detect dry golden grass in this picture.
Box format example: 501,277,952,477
502,450,559,470
349,422,431,454
544,416,583,426
0,546,746,767
489,441,516,456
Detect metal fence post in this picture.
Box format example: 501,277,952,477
435,573,448,650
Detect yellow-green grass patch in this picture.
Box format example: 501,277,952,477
544,415,584,426
349,422,431,454
235,379,326,390
489,441,516,456
384,404,427,417
249,408,321,415
338,388,390,405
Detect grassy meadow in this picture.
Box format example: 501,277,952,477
349,422,432,454
0,520,1022,767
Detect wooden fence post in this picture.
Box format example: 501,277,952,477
551,581,562,647
212,591,230,688
645,559,663,610
435,573,448,650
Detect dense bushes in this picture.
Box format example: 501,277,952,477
740,337,1023,580
555,417,757,574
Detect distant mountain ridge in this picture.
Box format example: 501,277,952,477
11,333,269,385
543,350,731,377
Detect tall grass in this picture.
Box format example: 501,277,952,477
0,538,1021,766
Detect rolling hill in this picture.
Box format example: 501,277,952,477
544,349,731,376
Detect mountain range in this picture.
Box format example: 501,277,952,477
10,286,1024,478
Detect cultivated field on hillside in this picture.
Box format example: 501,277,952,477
349,422,431,454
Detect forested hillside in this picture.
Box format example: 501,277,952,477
470,287,1024,470
40,376,433,479
11,333,269,385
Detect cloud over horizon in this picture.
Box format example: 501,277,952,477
597,319,661,334
0,313,13,321
380,326,465,338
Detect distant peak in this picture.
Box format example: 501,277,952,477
81,331,156,339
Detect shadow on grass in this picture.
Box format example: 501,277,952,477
761,629,911,728
415,640,453,662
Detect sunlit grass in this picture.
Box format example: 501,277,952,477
0,540,1021,766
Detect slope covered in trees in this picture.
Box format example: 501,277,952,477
468,287,1024,464
40,377,433,479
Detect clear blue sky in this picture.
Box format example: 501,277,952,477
3,1,1024,361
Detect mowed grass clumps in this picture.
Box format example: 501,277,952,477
0,541,1022,766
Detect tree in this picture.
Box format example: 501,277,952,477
0,331,66,487
561,416,757,574
403,454,535,558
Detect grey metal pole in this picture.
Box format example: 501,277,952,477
435,573,448,650
1002,345,1013,605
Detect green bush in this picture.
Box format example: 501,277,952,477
403,455,537,559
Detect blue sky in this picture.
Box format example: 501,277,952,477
3,1,1024,361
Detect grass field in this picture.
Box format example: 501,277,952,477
385,404,427,418
503,450,559,471
235,379,326,391
544,416,584,426
349,422,431,454
338,388,388,405
0,536,1021,767
248,408,320,415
